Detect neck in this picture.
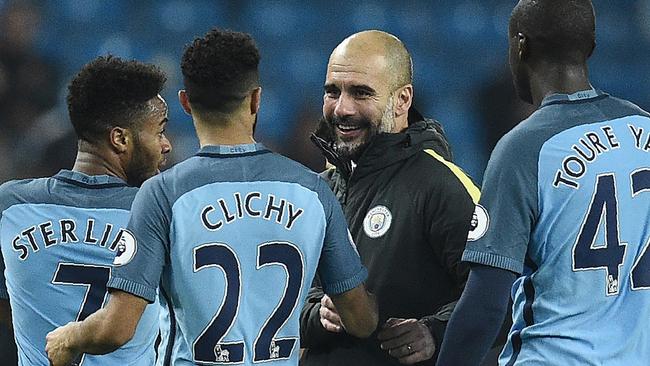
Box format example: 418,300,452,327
391,115,409,133
529,62,592,106
72,141,127,181
194,115,256,147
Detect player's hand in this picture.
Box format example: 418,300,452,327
377,318,435,364
319,295,343,333
46,322,81,366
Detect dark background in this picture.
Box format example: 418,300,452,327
1,0,648,185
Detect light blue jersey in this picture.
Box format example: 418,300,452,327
109,143,367,366
0,170,159,365
463,90,650,365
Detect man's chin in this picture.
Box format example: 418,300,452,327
334,140,368,161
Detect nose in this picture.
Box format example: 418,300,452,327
333,93,355,119
161,134,172,154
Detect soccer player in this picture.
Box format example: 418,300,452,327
436,1,650,365
0,56,171,365
45,29,378,366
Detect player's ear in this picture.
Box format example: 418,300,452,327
178,90,192,116
109,126,131,154
517,32,528,61
393,84,413,119
250,87,261,115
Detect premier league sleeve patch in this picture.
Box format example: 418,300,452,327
363,205,392,238
113,230,138,266
467,204,489,242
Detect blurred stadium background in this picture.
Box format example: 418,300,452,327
0,0,648,185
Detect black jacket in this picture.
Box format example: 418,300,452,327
300,109,478,365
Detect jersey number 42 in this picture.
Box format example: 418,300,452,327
572,169,650,295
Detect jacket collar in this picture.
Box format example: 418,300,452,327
311,107,452,181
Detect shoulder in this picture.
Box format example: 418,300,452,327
602,95,650,118
0,177,47,212
259,153,341,211
142,156,206,203
488,113,552,173
261,152,325,192
413,149,480,204
0,177,45,194
139,170,171,200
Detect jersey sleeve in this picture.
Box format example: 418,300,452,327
462,129,539,275
107,176,171,302
314,178,368,295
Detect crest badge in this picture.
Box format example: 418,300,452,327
467,204,489,242
363,205,393,238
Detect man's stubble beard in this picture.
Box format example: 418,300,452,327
333,96,395,161
125,137,157,188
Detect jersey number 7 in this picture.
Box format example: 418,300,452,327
572,169,650,295
51,263,111,365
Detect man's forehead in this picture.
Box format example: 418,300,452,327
326,53,389,87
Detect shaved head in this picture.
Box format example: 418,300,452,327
322,30,414,161
510,0,595,64
509,0,595,104
330,30,412,91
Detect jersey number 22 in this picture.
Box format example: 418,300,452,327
193,241,303,364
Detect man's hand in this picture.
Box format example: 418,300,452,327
319,295,343,333
377,318,436,364
46,322,81,366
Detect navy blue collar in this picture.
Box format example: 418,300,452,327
541,88,608,107
196,143,270,157
54,170,129,188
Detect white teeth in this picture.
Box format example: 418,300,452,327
337,125,360,131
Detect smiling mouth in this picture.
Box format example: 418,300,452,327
336,124,364,133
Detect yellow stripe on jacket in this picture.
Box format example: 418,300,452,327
424,149,481,204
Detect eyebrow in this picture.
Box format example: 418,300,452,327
350,84,376,95
323,83,338,92
323,83,377,94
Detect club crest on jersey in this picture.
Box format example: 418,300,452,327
113,230,137,266
363,205,392,238
467,204,489,241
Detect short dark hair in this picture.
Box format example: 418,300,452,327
181,28,260,114
510,0,595,64
67,55,167,142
